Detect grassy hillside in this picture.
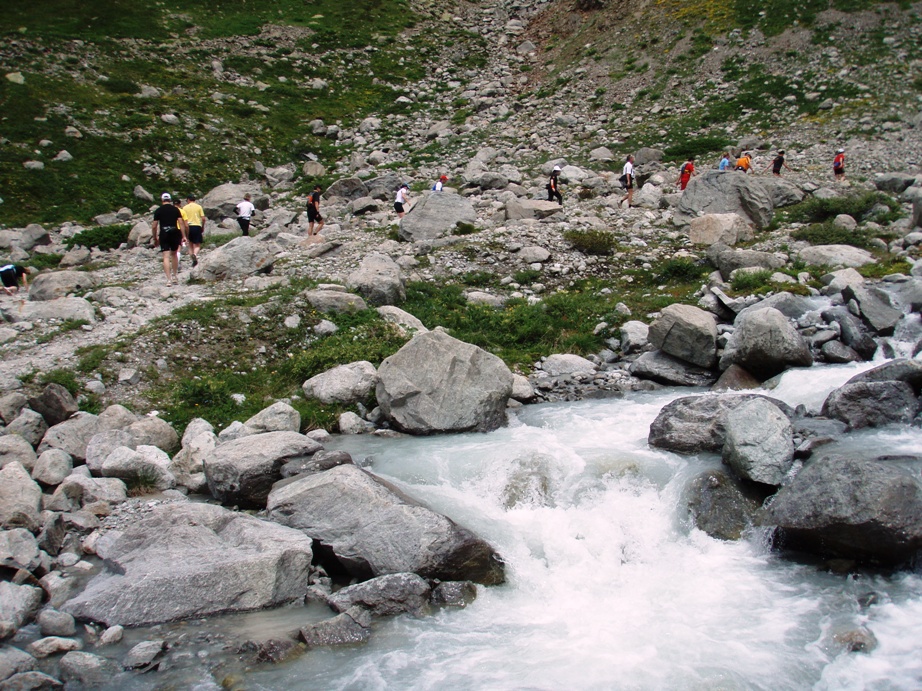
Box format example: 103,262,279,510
0,0,485,226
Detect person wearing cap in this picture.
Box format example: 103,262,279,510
152,193,185,286
676,155,696,190
619,155,635,208
547,166,563,205
235,193,255,236
394,184,410,218
433,175,448,192
833,148,846,181
764,150,793,176
182,194,206,267
307,185,324,237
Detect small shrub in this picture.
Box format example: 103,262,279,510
664,135,729,162
564,229,616,256
461,270,494,287
454,222,478,236
513,268,542,285
731,269,773,292
791,222,873,249
100,78,139,94
202,233,239,248
655,258,709,283
784,192,901,225
27,254,63,271
39,368,80,396
76,344,109,374
64,224,131,251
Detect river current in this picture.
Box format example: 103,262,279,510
95,361,922,691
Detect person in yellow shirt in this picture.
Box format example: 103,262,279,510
182,194,206,267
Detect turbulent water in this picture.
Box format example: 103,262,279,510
98,361,922,691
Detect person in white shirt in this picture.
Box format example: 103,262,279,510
235,194,255,236
394,184,410,218
433,175,448,191
620,155,635,208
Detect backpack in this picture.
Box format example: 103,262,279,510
680,163,688,175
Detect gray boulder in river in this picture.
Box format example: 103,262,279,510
376,330,513,434
267,464,505,585
761,455,922,566
719,307,813,379
204,431,322,508
63,503,314,627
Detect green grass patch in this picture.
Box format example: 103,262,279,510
663,135,730,162
791,222,875,249
27,254,63,271
76,344,111,375
857,259,914,279
730,269,773,292
461,271,495,288
64,224,132,251
38,368,80,396
513,268,542,285
782,191,902,225
655,258,710,283
563,229,617,256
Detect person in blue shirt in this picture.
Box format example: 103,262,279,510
718,152,731,171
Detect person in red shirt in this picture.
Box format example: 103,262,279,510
833,148,846,182
677,156,696,190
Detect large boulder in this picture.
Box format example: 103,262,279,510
719,307,813,379
267,464,505,585
762,455,922,566
398,193,477,243
843,359,922,393
27,271,95,302
324,177,369,201
628,351,717,387
505,199,563,221
0,436,37,471
541,354,596,376
841,285,903,336
37,413,101,462
28,384,77,428
708,245,786,281
0,582,42,636
327,572,431,617
1,297,96,324
648,393,792,454
821,307,878,360
722,398,794,485
62,503,313,627
685,469,762,541
346,253,406,306
200,183,268,220
687,213,754,246
243,402,300,434
822,381,920,429
758,177,806,207
376,331,513,434
674,170,774,229
303,289,368,314
191,236,276,281
0,463,42,531
46,475,127,512
796,245,875,268
302,361,377,405
203,431,322,508
99,446,176,491
169,418,217,492
648,304,718,368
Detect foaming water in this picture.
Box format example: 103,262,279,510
238,382,922,691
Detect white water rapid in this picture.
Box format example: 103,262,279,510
233,361,922,691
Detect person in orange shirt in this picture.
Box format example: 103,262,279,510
734,152,752,173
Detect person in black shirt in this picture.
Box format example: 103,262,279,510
0,264,29,295
764,150,793,176
152,192,186,286
307,185,324,238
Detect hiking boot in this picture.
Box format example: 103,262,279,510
192,256,198,267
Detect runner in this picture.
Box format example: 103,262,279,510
152,193,186,286
182,194,206,267
307,185,325,237
0,264,29,295
236,193,255,236
394,184,410,219
764,150,793,176
833,148,846,182
677,156,696,190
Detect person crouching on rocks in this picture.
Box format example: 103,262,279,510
547,166,563,205
0,264,30,295
394,184,410,219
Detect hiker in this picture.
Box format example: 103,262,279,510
0,264,29,295
677,156,696,190
182,194,206,267
620,155,635,208
718,152,732,171
236,193,255,236
307,185,324,237
735,152,753,173
547,166,563,205
394,184,410,218
833,148,846,182
433,175,448,192
172,198,189,268
765,150,793,176
152,193,186,286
